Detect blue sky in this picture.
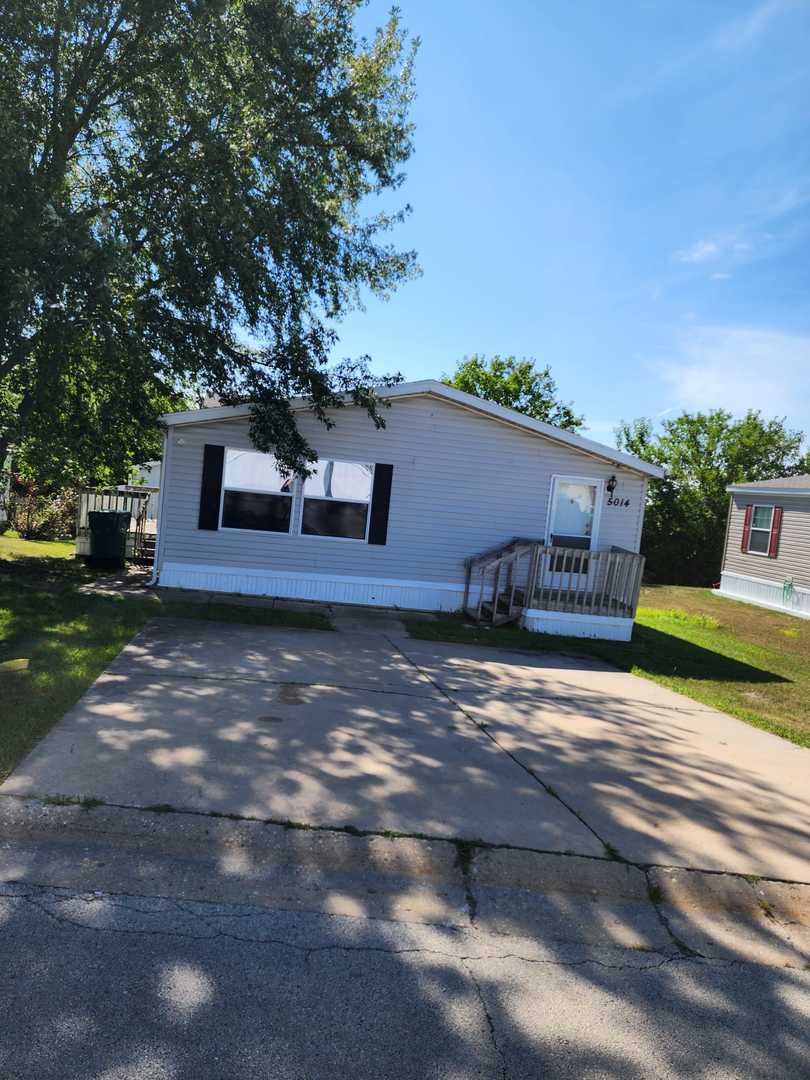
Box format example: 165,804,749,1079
333,0,810,445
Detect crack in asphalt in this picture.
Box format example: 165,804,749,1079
0,883,697,974
3,790,807,889
2,637,807,975
2,789,808,888
380,638,809,964
463,959,510,1080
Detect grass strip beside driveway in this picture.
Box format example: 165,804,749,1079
405,585,810,749
0,534,331,782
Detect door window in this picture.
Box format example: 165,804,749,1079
551,481,597,548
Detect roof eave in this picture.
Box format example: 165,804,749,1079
727,484,810,496
160,379,664,479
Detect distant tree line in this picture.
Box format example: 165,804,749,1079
616,411,810,586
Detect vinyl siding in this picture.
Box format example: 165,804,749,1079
723,494,810,588
158,396,647,587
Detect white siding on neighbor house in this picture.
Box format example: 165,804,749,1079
722,494,810,589
718,571,810,620
157,395,647,599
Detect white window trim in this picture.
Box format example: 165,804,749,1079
545,474,604,551
747,504,775,557
215,448,374,543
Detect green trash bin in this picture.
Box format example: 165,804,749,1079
88,509,131,567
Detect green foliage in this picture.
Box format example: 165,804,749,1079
6,474,77,539
443,355,583,431
637,606,721,630
616,411,810,585
0,1,418,477
5,342,182,487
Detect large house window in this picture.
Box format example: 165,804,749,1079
748,505,774,555
221,449,293,533
301,460,373,540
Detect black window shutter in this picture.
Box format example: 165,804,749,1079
368,464,394,545
198,444,225,530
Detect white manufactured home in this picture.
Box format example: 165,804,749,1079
151,380,663,640
717,475,810,620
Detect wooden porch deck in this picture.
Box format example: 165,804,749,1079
463,539,645,627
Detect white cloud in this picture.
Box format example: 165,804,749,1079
659,326,810,429
674,233,750,265
710,272,731,280
714,0,794,51
612,0,796,104
675,240,721,264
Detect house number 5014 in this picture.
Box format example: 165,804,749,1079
607,496,630,507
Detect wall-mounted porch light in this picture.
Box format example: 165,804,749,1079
606,475,617,494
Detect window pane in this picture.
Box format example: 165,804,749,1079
224,449,292,494
222,490,291,532
303,460,372,501
301,499,368,539
554,482,596,538
752,506,773,530
550,534,590,549
748,529,769,553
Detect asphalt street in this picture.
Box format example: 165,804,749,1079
2,877,808,1080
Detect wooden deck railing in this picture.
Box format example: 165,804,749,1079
527,545,645,618
76,487,159,563
463,539,645,626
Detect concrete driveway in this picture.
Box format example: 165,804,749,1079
3,615,809,880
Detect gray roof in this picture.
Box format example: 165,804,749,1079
727,474,810,495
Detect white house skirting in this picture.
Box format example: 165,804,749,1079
158,561,469,611
717,571,810,620
520,608,634,641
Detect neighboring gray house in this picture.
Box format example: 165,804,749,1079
718,475,810,620
151,380,663,640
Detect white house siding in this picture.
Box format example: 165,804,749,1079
719,493,810,619
157,395,647,608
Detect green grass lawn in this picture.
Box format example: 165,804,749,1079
406,584,810,749
0,532,331,782
0,530,76,561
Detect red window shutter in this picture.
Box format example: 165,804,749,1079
768,506,783,558
741,504,753,553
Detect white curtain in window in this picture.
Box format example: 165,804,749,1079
223,450,291,494
304,461,373,501
554,482,596,538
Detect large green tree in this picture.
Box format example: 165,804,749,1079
616,410,810,585
443,355,583,430
0,0,417,479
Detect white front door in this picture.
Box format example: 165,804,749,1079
542,477,600,590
